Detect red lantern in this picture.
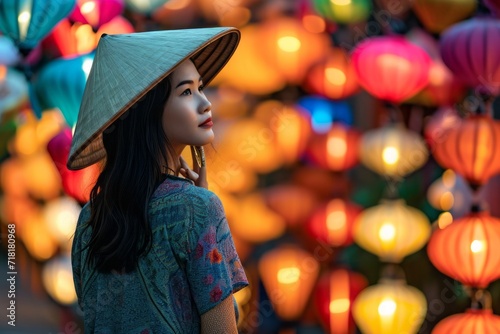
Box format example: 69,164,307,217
432,114,500,188
440,18,500,96
70,0,124,30
432,309,500,333
351,36,432,103
427,210,500,288
307,198,362,247
44,16,134,57
314,269,367,334
304,47,360,100
306,123,360,171
47,128,99,204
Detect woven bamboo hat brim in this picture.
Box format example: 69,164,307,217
67,27,240,170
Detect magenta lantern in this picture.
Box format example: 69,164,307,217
70,0,124,30
440,18,500,96
351,36,432,103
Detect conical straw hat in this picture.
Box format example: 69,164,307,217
67,27,240,170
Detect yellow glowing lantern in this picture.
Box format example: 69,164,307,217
258,245,320,320
230,192,286,243
253,100,312,166
216,118,282,173
43,196,81,250
359,124,429,179
354,199,431,263
215,24,286,95
353,278,427,334
258,17,330,84
22,153,62,201
20,211,59,261
42,255,77,305
197,0,255,24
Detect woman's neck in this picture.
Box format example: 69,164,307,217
164,144,186,176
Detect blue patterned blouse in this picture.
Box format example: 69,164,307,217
71,175,249,333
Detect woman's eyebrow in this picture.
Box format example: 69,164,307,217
175,77,203,89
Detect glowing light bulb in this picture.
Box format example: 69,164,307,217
277,267,300,284
378,298,396,316
379,223,396,242
382,146,399,165
80,1,96,14
277,36,301,53
325,68,347,86
330,298,350,313
327,136,347,158
470,240,485,253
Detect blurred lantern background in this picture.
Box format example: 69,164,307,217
1,0,500,333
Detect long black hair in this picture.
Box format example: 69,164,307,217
85,76,173,273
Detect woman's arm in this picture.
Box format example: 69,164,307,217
201,294,238,334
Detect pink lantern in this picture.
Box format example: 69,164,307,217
70,0,124,30
47,128,99,204
351,36,432,103
440,18,500,96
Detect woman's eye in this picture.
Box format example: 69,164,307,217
198,85,204,92
181,89,192,96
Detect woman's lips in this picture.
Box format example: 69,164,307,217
199,118,213,127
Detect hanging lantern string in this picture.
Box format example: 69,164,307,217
384,101,404,124
379,262,406,281
465,287,493,310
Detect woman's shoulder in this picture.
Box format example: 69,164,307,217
151,175,223,211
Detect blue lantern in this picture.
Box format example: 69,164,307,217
0,0,76,51
33,52,94,127
297,95,352,134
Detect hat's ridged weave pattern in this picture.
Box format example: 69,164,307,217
68,27,240,170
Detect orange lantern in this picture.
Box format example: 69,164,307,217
215,24,286,95
432,114,500,188
306,123,360,171
19,210,59,261
412,0,476,33
258,245,320,320
22,153,62,201
432,309,500,333
427,209,500,288
307,198,362,247
264,184,319,228
230,192,286,243
257,17,330,84
216,118,282,173
314,269,368,334
304,47,360,100
253,100,312,166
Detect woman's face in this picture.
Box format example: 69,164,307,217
162,59,213,153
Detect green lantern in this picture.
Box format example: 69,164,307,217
312,0,372,24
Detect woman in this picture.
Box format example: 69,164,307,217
69,28,248,333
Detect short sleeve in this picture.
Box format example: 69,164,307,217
185,192,248,315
